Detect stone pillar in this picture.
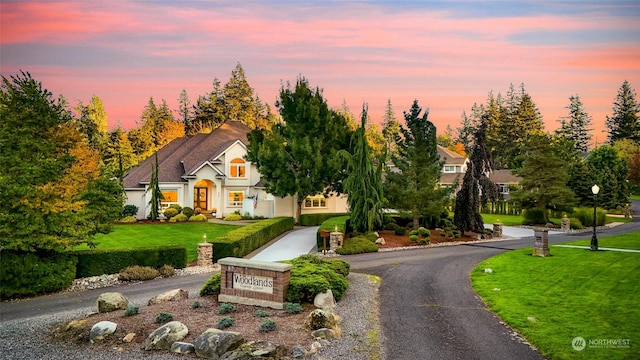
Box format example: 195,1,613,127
561,217,570,232
532,229,550,257
493,223,503,238
197,242,213,267
329,232,343,251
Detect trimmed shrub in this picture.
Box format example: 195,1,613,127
317,216,350,250
163,208,179,219
409,229,419,236
322,258,351,277
182,207,195,217
284,302,303,314
169,214,188,222
168,204,183,212
157,264,175,277
217,317,234,329
572,207,607,227
522,208,547,225
72,246,187,278
224,213,243,221
191,301,202,309
188,214,208,222
124,305,139,317
260,318,277,332
384,221,397,230
418,227,430,237
420,237,430,244
218,303,234,314
212,217,294,262
335,234,378,255
155,312,173,324
394,225,406,235
200,273,221,296
119,216,137,223
283,255,349,303
300,213,349,226
122,204,139,217
118,265,160,281
0,250,77,299
409,235,419,242
255,309,270,318
569,217,585,230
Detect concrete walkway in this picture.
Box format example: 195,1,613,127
248,226,319,262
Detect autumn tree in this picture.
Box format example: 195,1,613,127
246,77,352,223
104,125,137,181
606,80,640,144
556,95,593,153
384,100,452,229
75,94,109,154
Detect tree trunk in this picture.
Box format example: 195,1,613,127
296,198,303,225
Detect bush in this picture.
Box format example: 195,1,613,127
335,234,378,255
572,207,607,227
212,217,294,262
394,225,406,235
218,303,234,314
168,204,183,212
200,273,221,296
118,265,160,281
119,216,137,223
569,217,585,230
217,317,234,329
157,264,175,277
409,229,419,236
0,250,77,299
260,318,277,332
283,255,349,303
224,213,243,221
284,302,303,314
155,312,174,324
188,214,208,222
418,227,430,237
255,309,270,318
122,204,139,217
169,214,188,222
384,221,397,230
420,237,430,244
409,235,419,242
124,305,139,317
191,301,202,309
317,216,350,250
300,213,349,226
163,208,179,218
522,208,547,225
73,245,186,278
182,207,195,217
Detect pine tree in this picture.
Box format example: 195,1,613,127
381,99,400,160
556,95,593,153
605,80,640,144
146,152,163,221
224,63,257,127
75,95,109,156
178,89,193,135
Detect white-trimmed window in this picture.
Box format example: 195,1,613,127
160,190,178,208
228,191,244,207
443,165,456,173
304,195,327,208
229,158,246,178
499,184,509,194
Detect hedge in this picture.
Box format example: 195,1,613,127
211,217,294,262
300,213,348,226
1,250,77,299
316,216,350,251
72,245,186,278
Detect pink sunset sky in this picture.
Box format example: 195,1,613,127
1,0,639,141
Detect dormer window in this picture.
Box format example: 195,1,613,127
230,158,246,178
443,165,456,173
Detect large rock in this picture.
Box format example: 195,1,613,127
170,341,195,354
148,289,189,306
313,289,336,311
220,341,286,359
143,321,188,350
311,328,336,339
304,309,339,331
89,321,117,343
96,292,129,313
193,328,244,359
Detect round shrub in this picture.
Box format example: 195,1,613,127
284,302,303,314
168,204,183,212
155,312,173,324
163,208,179,218
335,235,378,255
118,265,160,281
157,264,175,277
394,225,406,235
409,229,419,236
119,216,137,223
384,221,397,230
260,318,277,332
420,237,430,244
409,235,419,242
191,301,202,309
189,214,208,222
182,207,195,217
218,303,234,314
418,227,430,237
255,309,270,318
169,213,188,222
284,256,349,303
217,317,234,329
569,217,584,230
522,208,547,225
124,305,139,317
200,273,221,296
224,213,243,221
122,204,139,217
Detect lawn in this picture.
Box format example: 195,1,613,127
480,213,633,227
74,222,241,262
560,232,640,250
471,232,640,359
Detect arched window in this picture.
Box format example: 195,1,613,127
230,158,246,178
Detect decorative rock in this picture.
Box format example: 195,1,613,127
310,341,322,352
148,288,189,306
193,328,244,359
291,345,307,358
64,319,87,331
143,321,189,350
311,328,336,339
304,309,338,331
97,292,129,313
313,289,336,311
224,341,286,359
375,237,386,245
122,333,136,343
89,321,117,343
170,341,195,354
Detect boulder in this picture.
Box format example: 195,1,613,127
291,345,307,358
304,309,338,331
89,321,117,343
193,328,244,359
143,321,188,350
313,289,336,311
170,341,195,354
148,289,189,306
96,292,129,313
311,328,336,339
375,237,386,245
221,341,286,359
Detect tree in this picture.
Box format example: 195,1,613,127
223,63,257,127
246,77,352,223
178,89,193,135
192,78,226,133
0,72,105,251
606,80,640,144
80,176,125,246
381,99,400,160
75,94,109,154
104,125,136,181
339,105,385,233
586,145,629,209
384,100,452,229
511,135,576,223
146,152,163,220
614,139,640,191
556,95,593,153
454,114,498,234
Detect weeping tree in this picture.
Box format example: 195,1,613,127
454,114,498,234
146,152,163,220
339,104,385,233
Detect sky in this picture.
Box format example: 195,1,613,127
1,0,639,142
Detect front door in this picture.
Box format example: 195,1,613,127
194,187,208,210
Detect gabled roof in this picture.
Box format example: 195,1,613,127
437,146,467,165
489,169,522,184
124,121,251,189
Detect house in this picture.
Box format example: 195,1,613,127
488,169,521,200
123,121,348,219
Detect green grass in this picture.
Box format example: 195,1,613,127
561,232,640,250
74,222,240,262
629,194,640,201
471,233,640,359
480,213,523,226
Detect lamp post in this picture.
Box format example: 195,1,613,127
591,184,600,251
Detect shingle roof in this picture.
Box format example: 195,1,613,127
124,121,251,189
437,146,467,165
488,169,522,184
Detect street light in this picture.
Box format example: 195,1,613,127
591,184,600,251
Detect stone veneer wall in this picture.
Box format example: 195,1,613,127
217,257,292,309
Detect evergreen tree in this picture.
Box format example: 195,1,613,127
567,160,596,206
193,78,226,133
178,89,193,135
556,95,593,153
456,109,477,154
75,94,109,154
340,105,385,233
223,63,257,127
104,125,136,181
381,99,400,160
586,145,629,209
605,80,640,144
384,100,452,229
146,152,163,221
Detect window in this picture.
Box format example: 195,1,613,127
229,158,246,178
443,165,456,173
228,191,244,207
499,184,509,194
161,190,178,203
304,195,327,208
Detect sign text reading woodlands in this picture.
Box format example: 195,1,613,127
233,273,274,294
